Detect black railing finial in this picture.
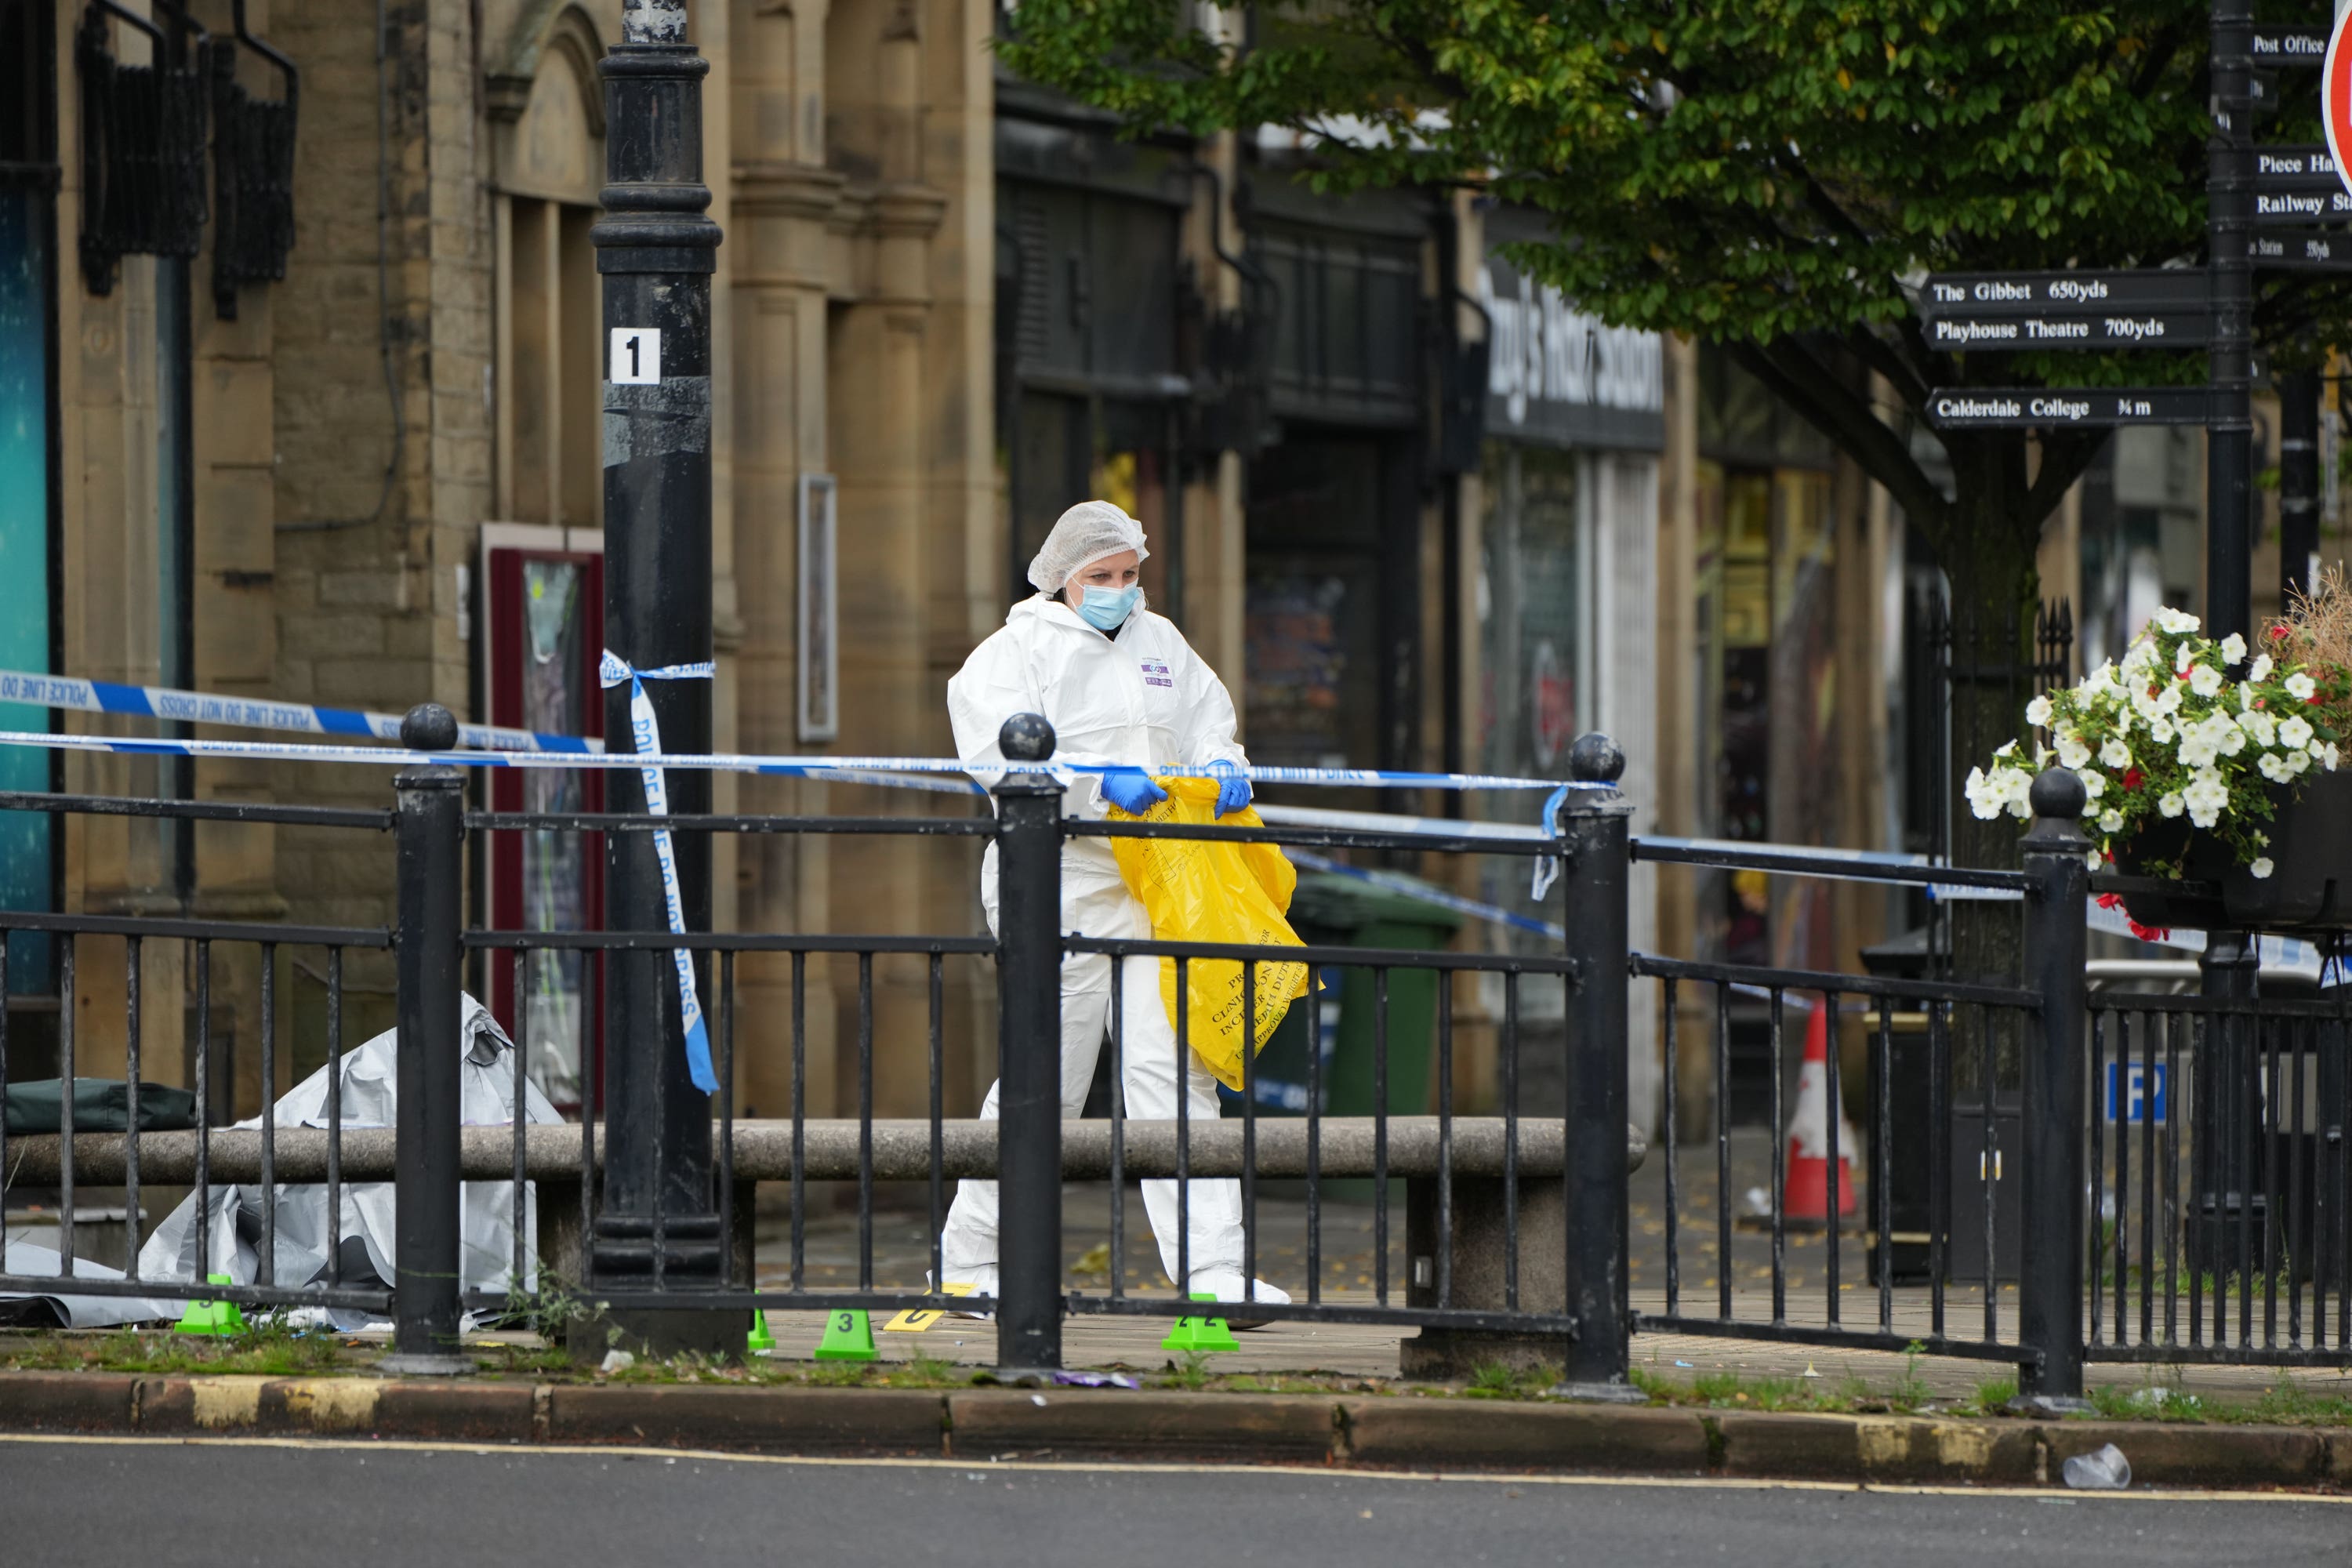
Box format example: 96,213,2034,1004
399,702,458,751
1000,712,1057,763
1567,730,1624,786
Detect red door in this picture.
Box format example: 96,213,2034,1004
485,544,604,1115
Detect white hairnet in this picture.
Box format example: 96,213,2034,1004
1026,500,1150,593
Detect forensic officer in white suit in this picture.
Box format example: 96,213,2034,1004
938,499,1289,1312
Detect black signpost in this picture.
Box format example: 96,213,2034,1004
1912,0,2352,1411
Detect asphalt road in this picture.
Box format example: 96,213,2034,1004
6,1438,2348,1567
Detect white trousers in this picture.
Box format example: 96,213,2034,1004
940,885,1244,1286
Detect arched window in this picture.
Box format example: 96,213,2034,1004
488,5,606,530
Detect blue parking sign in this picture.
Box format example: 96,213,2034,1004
2103,1062,2169,1123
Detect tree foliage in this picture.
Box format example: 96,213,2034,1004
1001,1,2352,621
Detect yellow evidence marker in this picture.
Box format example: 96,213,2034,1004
884,1282,976,1332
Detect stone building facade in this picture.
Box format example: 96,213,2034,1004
6,0,1908,1153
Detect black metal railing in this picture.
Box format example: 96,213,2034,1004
2082,989,2352,1367
0,792,393,1319
6,712,2351,1402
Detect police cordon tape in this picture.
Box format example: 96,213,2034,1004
599,652,718,1096
0,726,1602,795
0,669,596,753
0,670,2319,978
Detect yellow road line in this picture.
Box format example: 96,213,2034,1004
0,1431,2343,1504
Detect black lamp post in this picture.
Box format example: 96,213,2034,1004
585,0,732,1355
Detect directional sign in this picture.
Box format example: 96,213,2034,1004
1927,388,2209,430
1923,312,2210,352
2325,5,2352,201
2256,144,2350,191
2253,227,2352,270
2252,29,2329,66
2256,186,2352,224
1920,270,2206,314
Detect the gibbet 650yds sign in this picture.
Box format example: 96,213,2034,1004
1918,269,2211,351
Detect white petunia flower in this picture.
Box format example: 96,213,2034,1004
2279,715,2314,750
2182,773,2230,829
2288,747,2311,775
2099,738,2132,768
2217,726,2246,757
2286,672,2318,701
2259,750,2293,783
2080,769,2107,800
2149,717,2176,744
2158,792,2186,818
2190,663,2224,698
2097,809,2125,834
2250,857,2276,880
2025,695,2053,727
2056,732,2092,770
2221,632,2248,664
2331,742,2343,772
2250,654,2274,682
2158,607,2200,634
2176,641,2196,674
1964,767,2005,821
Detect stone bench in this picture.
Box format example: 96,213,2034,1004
9,1116,1643,1374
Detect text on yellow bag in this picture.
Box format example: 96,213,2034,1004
1107,778,1312,1091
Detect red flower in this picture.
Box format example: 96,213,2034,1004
2148,684,2162,699
2096,892,2125,910
2272,625,2291,641
2122,768,2144,791
2311,695,2325,705
2127,918,2173,944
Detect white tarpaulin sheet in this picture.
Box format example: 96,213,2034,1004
0,1240,185,1327
134,994,561,1317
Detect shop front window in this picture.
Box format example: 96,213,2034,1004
1244,434,1389,776
1476,445,1581,782
1008,393,1177,610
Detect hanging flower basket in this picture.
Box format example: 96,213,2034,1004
1969,600,2352,937
2108,771,2352,935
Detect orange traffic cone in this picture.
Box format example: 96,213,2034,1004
1783,1003,1857,1224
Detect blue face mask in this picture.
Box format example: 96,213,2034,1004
1076,583,1142,631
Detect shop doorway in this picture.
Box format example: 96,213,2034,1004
1243,430,1418,796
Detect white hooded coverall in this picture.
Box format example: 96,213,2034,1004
940,591,1254,1295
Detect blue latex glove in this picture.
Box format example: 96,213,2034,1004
1207,758,1252,818
1100,767,1167,815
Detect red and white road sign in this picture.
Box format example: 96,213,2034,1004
2324,6,2352,199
